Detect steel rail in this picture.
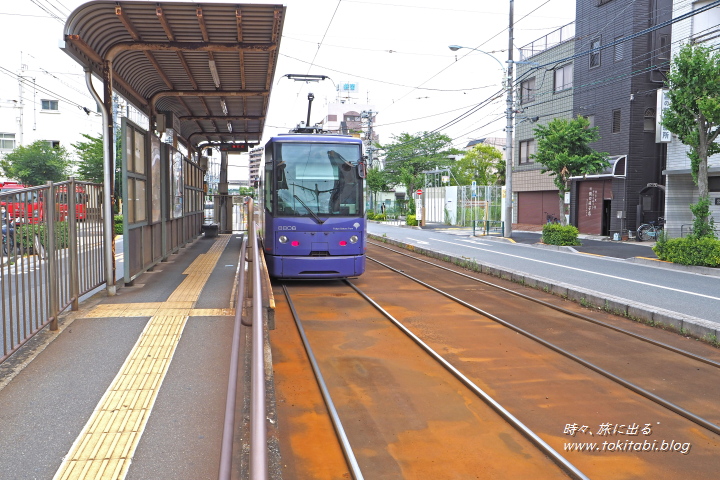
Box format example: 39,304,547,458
343,279,589,480
368,256,720,437
368,240,720,369
282,284,365,480
218,233,248,480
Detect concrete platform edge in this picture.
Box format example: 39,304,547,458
369,234,718,343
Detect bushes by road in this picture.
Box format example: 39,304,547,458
542,223,580,246
653,235,720,267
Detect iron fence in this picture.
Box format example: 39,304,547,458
1,179,105,364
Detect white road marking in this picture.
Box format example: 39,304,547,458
433,238,720,302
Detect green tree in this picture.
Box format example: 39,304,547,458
532,116,609,225
450,143,503,186
661,43,720,238
0,140,71,185
72,133,104,183
379,132,459,194
366,166,391,210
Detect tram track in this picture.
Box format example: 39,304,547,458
269,244,720,478
278,280,584,480
368,240,720,368
366,241,720,429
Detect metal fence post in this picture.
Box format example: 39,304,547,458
46,182,59,330
68,178,79,310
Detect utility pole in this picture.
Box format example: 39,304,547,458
503,0,514,238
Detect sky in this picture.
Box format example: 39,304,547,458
1,0,576,176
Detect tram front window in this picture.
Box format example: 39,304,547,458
276,143,362,216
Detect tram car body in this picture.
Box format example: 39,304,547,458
261,133,366,279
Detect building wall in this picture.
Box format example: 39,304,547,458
572,0,672,235
664,0,720,237
512,23,575,225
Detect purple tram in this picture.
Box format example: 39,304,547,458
261,134,366,279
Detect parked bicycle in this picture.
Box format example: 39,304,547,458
545,211,560,224
636,217,665,241
1,209,19,257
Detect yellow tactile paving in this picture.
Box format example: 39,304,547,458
54,235,233,480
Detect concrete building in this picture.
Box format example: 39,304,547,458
664,0,720,238
513,22,575,226
570,0,672,237
0,56,102,183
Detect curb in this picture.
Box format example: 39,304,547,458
369,233,718,342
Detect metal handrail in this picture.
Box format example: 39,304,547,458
218,197,267,479
249,197,268,479
218,232,248,479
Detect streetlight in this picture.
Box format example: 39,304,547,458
449,44,514,237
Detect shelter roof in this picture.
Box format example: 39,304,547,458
62,1,285,149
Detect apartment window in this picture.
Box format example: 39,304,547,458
0,133,15,149
590,37,601,68
614,36,623,62
41,99,59,111
644,108,656,132
554,63,573,92
692,1,720,38
519,139,536,164
709,177,720,192
45,140,61,148
612,109,621,134
520,77,536,104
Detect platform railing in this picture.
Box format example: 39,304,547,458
219,197,267,479
1,179,105,364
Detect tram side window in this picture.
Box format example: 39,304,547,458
264,164,273,213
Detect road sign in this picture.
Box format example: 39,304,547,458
416,189,423,195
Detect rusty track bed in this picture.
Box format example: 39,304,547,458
269,244,720,479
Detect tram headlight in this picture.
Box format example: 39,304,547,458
349,235,359,244
278,235,288,244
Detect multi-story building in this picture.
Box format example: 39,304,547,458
513,22,575,226
248,146,263,186
570,0,672,236
664,0,720,238
0,58,102,183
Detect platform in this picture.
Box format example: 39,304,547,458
0,234,243,480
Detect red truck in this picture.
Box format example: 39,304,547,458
0,181,78,223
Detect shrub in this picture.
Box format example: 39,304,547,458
542,223,580,246
653,235,720,267
16,221,70,249
366,210,376,220
406,214,419,226
114,214,124,235
374,213,387,221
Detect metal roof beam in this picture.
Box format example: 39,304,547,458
106,41,277,61
180,115,264,121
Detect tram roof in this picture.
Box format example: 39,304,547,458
62,1,285,149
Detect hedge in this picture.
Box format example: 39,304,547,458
653,236,720,267
541,223,581,246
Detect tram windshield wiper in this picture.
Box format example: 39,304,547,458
293,194,325,224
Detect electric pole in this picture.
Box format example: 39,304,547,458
503,0,514,238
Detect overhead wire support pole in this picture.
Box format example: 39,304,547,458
504,0,514,238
